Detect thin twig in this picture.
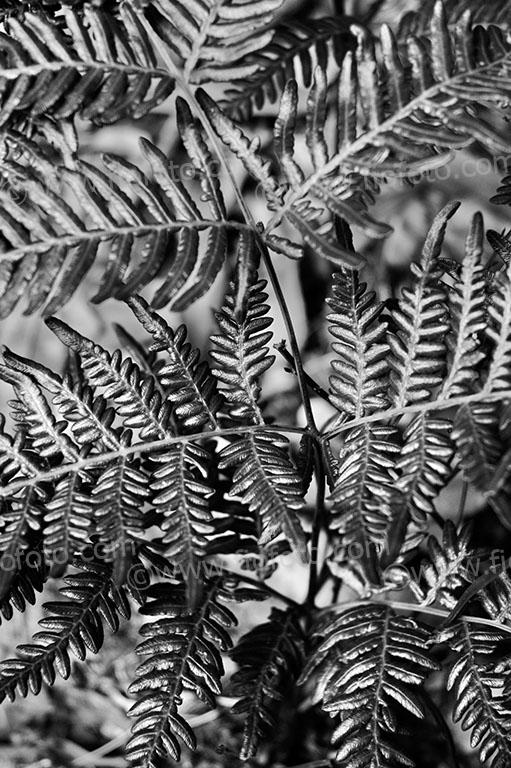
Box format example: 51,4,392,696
275,341,331,403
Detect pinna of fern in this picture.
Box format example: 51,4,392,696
2,2,511,319
201,2,511,269
0,96,244,317
0,5,174,126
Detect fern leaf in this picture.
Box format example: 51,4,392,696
0,120,236,316
0,529,47,625
300,605,438,768
327,269,390,419
230,607,304,760
150,441,214,573
441,212,487,398
0,556,130,702
0,6,173,126
127,294,221,432
150,0,284,86
484,260,511,395
0,417,46,598
45,317,171,441
438,620,511,767
218,431,307,563
399,0,511,38
329,424,400,582
196,88,286,211
210,252,275,424
223,17,353,120
388,203,454,408
409,521,472,608
395,414,453,525
126,578,238,767
264,6,511,261
453,403,501,493
2,347,119,451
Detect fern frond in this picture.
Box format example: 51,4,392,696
484,260,511,395
0,109,237,316
262,5,511,261
126,578,238,767
0,5,174,126
327,269,390,419
438,620,511,767
210,253,275,424
150,440,214,573
453,403,501,493
441,212,486,398
222,17,353,120
0,529,47,624
479,570,511,624
395,414,453,525
0,556,130,703
149,0,284,86
230,607,304,760
329,424,400,582
196,88,286,212
2,347,119,451
492,175,511,207
218,431,307,563
300,605,438,768
127,294,221,432
46,317,171,441
399,0,511,37
409,521,472,608
388,202,453,408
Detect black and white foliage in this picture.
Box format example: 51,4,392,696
1,1,511,767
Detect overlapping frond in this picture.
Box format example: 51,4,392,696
149,0,284,86
222,17,353,120
126,577,251,768
399,0,511,37
300,605,438,768
127,294,221,432
395,413,453,525
388,203,453,408
329,424,400,583
438,620,511,767
0,556,130,703
208,260,307,561
327,269,390,419
230,607,304,759
0,5,174,126
409,521,472,608
0,101,236,316
210,251,274,424
255,3,511,264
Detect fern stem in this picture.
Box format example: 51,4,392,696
260,244,318,433
326,599,511,635
275,341,332,403
323,389,511,442
456,480,469,525
0,424,310,500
